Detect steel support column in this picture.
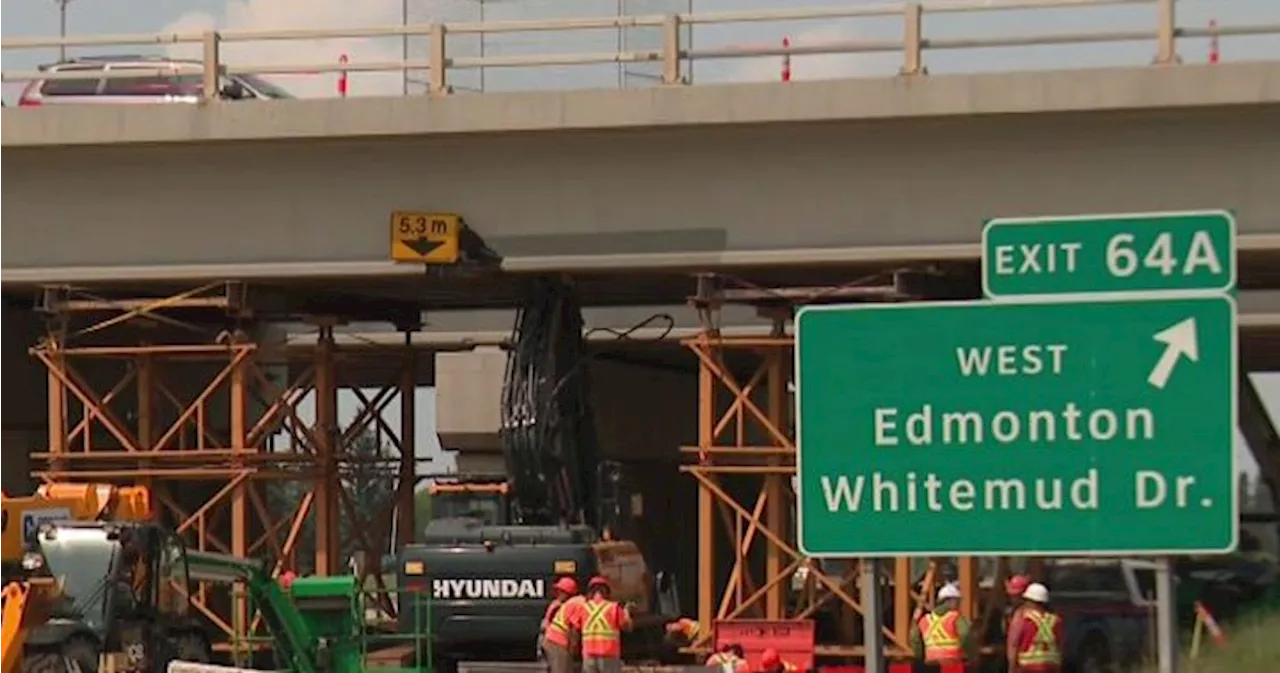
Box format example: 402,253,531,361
682,273,999,663
28,284,423,653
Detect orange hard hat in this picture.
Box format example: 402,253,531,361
554,577,579,595
761,648,781,667
1005,574,1031,597
588,575,611,590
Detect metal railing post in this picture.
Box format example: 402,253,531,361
201,31,221,101
429,22,448,95
900,3,924,76
661,14,683,85
1154,0,1178,65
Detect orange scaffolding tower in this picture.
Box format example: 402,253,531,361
30,283,424,654
681,273,1013,660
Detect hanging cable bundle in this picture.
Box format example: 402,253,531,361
499,277,599,527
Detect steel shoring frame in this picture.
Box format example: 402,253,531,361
30,286,421,658
680,273,998,662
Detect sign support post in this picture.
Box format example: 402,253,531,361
1157,557,1178,673
861,559,884,673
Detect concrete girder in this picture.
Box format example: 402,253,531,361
4,100,1279,280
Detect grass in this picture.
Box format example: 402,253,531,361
1137,609,1280,673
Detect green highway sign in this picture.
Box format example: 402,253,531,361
982,210,1236,298
795,294,1237,557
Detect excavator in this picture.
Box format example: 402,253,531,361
1,484,211,673
395,278,680,670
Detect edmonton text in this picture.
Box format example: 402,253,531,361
873,402,1155,447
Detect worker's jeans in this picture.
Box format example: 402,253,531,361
545,645,578,673
582,657,622,673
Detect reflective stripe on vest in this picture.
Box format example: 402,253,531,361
544,596,583,649
707,654,749,673
919,611,963,663
1017,612,1062,667
582,599,621,657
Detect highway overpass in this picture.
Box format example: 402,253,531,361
4,62,1280,288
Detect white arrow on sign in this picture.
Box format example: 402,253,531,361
1147,317,1199,390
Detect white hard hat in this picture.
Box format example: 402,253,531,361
937,583,962,601
1022,583,1050,604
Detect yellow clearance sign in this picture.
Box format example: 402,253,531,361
390,211,461,264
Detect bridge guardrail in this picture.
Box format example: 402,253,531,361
2,0,1277,100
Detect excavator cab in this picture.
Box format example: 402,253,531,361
19,521,210,673
426,477,511,527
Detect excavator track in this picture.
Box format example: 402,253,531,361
19,654,80,673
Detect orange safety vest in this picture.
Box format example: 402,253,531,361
918,610,964,663
542,598,564,630
1016,612,1062,669
580,598,625,658
544,596,584,649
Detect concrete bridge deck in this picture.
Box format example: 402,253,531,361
4,0,1278,287
4,62,1280,287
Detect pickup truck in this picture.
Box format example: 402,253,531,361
1045,558,1157,673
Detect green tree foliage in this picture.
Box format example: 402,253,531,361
413,488,434,539
265,428,396,573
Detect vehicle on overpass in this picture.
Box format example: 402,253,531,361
394,278,679,671
16,56,293,107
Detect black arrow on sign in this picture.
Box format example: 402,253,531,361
404,237,445,258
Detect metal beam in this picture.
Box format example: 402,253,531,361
1238,374,1280,512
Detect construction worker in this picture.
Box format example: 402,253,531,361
1003,574,1032,634
1007,583,1063,673
541,576,581,671
705,643,748,672
661,617,703,661
569,575,633,673
757,648,799,673
910,583,976,672
664,617,702,644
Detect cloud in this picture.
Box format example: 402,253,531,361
726,24,899,84
162,0,410,98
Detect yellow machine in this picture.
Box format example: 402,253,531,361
1,484,162,673
2,578,61,673
2,484,153,568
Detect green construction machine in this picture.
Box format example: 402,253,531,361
181,550,430,673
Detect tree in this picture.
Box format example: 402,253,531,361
340,430,396,560
263,428,397,573
413,488,434,539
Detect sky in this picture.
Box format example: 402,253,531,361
2,0,1278,100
